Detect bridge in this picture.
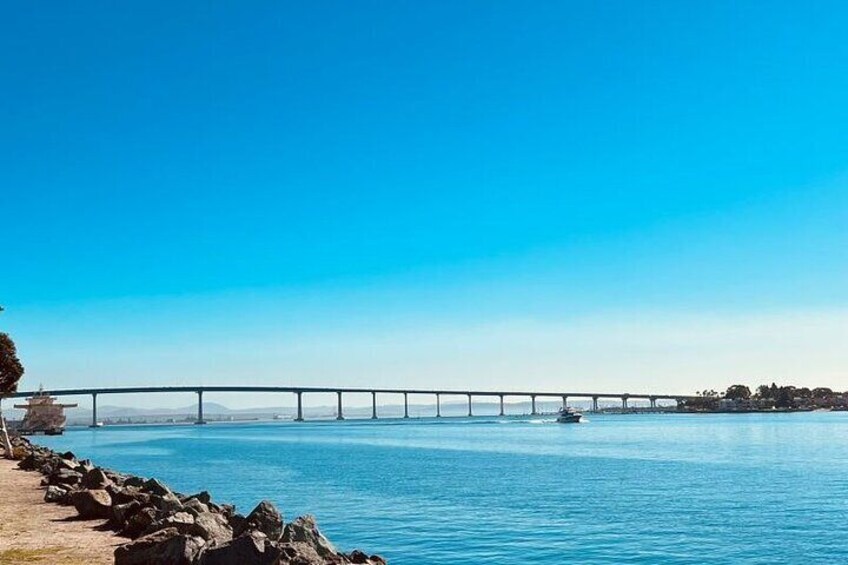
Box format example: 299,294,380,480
8,386,697,427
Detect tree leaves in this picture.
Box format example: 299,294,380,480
0,333,24,396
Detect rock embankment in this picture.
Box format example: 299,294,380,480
7,435,385,565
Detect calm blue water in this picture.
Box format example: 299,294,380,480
35,413,848,564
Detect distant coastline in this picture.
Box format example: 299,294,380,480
677,383,848,413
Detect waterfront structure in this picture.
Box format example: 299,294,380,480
10,386,695,426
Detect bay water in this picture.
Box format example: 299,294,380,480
36,412,848,564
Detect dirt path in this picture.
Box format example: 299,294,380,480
0,459,121,564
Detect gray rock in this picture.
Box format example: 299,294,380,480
276,542,325,564
55,457,79,472
227,512,246,534
143,477,172,497
191,511,233,545
143,511,196,538
124,476,147,488
18,453,42,471
198,531,282,565
71,489,113,520
108,484,152,507
182,490,211,505
345,550,388,564
111,500,143,528
124,506,158,539
183,498,210,515
235,500,283,541
105,469,128,485
82,468,112,490
114,527,205,565
75,459,96,475
151,493,184,514
49,468,83,487
281,515,337,558
44,485,68,504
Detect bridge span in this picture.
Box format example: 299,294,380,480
8,386,697,427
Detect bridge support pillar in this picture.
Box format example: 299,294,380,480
499,394,504,416
371,392,377,419
650,397,657,410
90,393,98,428
295,392,304,421
195,391,206,424
337,391,344,420
531,395,537,415
592,396,599,412
404,393,409,418
436,394,441,418
621,396,628,412
467,394,472,417
561,395,568,409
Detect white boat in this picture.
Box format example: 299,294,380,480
556,407,583,424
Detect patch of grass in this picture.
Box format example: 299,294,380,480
0,547,65,563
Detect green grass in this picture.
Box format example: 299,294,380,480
0,548,65,564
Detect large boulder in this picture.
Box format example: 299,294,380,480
114,527,205,565
124,475,147,488
192,511,233,545
82,467,112,490
235,500,283,541
17,453,43,471
105,469,129,485
75,459,96,476
49,468,83,488
143,478,173,497
344,550,388,565
281,515,337,558
124,506,159,539
276,542,326,565
71,489,113,519
54,457,79,473
198,531,282,565
108,485,152,507
183,498,210,515
151,493,184,515
44,485,69,504
111,500,143,529
143,511,196,538
181,491,212,505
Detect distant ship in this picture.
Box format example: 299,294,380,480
556,407,583,424
13,387,78,435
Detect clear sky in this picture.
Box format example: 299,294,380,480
2,2,846,407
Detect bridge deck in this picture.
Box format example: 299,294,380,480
9,386,694,401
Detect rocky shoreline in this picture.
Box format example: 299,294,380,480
4,435,385,565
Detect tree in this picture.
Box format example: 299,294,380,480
812,387,834,399
724,384,751,400
0,333,24,396
755,384,772,399
681,389,720,411
0,310,25,459
775,386,795,409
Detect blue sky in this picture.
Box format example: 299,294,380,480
2,2,847,405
